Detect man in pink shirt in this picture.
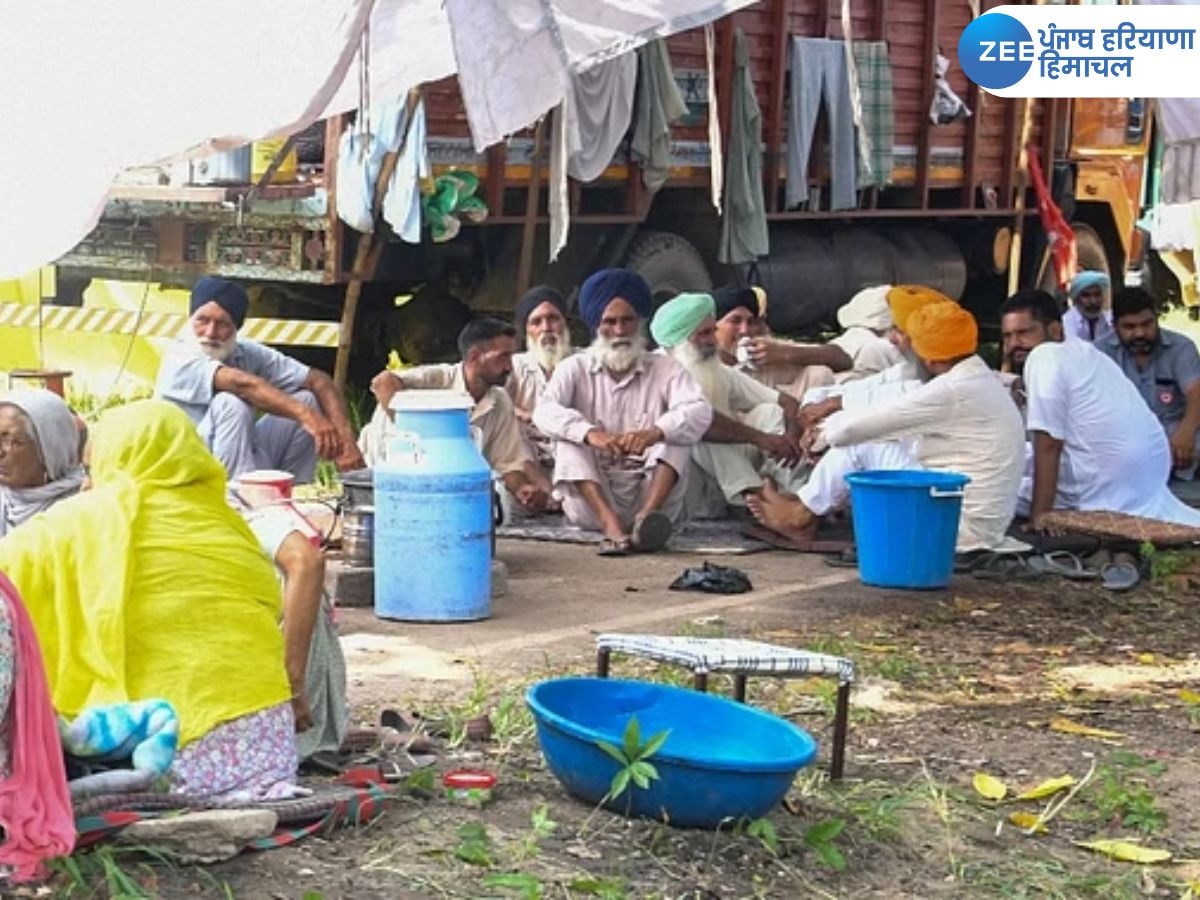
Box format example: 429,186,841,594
533,270,713,556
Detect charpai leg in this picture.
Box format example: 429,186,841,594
597,647,611,678
733,674,748,703
831,680,851,780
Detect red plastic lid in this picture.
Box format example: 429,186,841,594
442,769,497,790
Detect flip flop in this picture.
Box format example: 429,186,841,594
1101,554,1141,592
597,537,633,557
631,512,672,553
742,523,854,554
1027,550,1099,581
823,547,859,568
971,555,1046,582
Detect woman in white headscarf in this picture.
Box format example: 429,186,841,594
0,390,86,536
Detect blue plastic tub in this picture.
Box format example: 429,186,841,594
527,678,817,828
845,469,969,590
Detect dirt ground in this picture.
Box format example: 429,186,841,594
58,540,1200,899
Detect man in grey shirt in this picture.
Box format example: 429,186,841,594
155,277,363,482
1098,286,1200,479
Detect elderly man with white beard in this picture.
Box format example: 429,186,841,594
155,277,363,482
505,285,575,484
649,292,808,519
534,269,713,556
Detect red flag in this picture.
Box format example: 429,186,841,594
1027,147,1077,290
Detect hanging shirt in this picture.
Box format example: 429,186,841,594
1023,339,1200,525
1096,328,1200,430
1062,306,1114,344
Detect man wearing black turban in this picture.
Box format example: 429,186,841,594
506,286,574,482
155,276,363,482
532,269,713,555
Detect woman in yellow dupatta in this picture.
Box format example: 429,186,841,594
0,400,297,800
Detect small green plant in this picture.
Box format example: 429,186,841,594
483,872,543,899
596,715,670,806
803,818,848,871
454,821,494,866
744,817,779,855
1088,756,1168,834
492,688,536,750
1139,540,1186,581
513,803,558,861
403,766,437,795
568,876,629,899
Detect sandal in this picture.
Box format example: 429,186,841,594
971,555,1046,582
823,547,859,568
1101,552,1141,592
1027,550,1099,581
631,512,672,553
597,537,633,557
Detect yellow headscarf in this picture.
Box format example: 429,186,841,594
907,301,979,361
886,285,955,334
0,400,289,747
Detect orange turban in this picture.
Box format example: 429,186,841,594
887,285,955,334
907,301,978,361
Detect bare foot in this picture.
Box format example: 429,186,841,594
746,479,820,542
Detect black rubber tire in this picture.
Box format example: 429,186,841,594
623,230,712,306
1037,222,1111,297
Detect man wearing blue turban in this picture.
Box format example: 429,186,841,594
533,269,713,555
1063,270,1113,344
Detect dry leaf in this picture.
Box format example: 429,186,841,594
1008,811,1048,834
856,643,898,653
1137,653,1156,665
1049,717,1124,740
1179,689,1200,706
1075,839,1172,864
972,771,1008,801
1017,775,1076,800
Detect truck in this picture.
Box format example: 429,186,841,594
43,0,1155,389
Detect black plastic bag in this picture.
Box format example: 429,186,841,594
668,561,753,594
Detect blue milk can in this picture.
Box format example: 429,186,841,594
374,390,493,621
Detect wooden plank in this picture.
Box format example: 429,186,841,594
874,0,889,41
764,0,789,212
1040,97,1059,186
485,144,506,217
999,97,1019,205
961,80,982,208
766,207,1034,221
515,118,546,297
322,114,348,284
915,0,940,208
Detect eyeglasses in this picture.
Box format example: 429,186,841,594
0,435,34,453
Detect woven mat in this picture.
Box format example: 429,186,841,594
498,515,773,555
1040,510,1200,547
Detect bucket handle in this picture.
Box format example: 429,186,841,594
929,486,965,499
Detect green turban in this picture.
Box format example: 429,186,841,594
649,292,717,349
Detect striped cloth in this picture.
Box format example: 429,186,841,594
597,634,855,685
851,41,894,189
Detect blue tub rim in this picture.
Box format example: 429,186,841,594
526,677,817,774
844,469,971,491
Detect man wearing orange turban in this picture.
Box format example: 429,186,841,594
797,286,958,432
747,301,1027,553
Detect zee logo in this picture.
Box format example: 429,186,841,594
978,40,1035,62
959,13,1036,89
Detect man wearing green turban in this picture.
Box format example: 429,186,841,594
650,293,809,518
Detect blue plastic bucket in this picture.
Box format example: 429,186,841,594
845,469,969,590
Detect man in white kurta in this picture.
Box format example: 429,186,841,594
533,269,713,554
649,292,808,518
748,302,1026,552
1000,289,1200,528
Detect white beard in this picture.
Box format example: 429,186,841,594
588,332,647,375
669,342,726,404
192,331,237,362
530,333,569,372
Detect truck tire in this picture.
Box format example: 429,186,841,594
623,231,712,305
1037,222,1109,296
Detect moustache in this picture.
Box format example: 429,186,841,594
1127,339,1155,352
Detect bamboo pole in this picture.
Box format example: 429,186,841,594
1006,97,1037,296
333,90,420,389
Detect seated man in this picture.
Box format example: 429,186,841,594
649,292,807,518
743,285,901,385
1063,271,1113,344
505,285,575,485
710,284,834,398
748,302,1026,552
533,269,713,555
1001,290,1200,529
155,277,363,483
800,285,954,428
1098,286,1200,480
361,319,550,513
